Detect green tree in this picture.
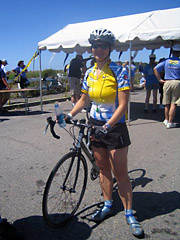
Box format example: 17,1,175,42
42,69,55,78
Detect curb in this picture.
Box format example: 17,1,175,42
5,96,71,110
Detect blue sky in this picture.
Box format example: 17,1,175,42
1,0,180,71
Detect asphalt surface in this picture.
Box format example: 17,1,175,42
0,89,180,240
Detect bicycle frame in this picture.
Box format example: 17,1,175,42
75,123,99,178
44,117,99,188
81,141,99,175
60,119,99,194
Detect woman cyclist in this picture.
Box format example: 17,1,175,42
65,28,144,237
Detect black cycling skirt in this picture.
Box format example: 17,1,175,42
88,117,131,150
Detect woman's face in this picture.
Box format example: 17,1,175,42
91,41,110,62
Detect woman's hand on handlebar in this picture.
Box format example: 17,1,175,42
54,114,72,125
64,113,73,124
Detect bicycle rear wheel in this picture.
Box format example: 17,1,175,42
42,151,88,228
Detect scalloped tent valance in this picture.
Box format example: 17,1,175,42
38,7,180,53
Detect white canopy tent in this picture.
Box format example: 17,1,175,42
38,7,180,119
39,7,180,53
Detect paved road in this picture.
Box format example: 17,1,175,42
0,89,180,240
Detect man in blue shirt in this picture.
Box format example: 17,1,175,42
154,44,180,129
143,54,159,112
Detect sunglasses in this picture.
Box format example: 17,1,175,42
92,43,110,49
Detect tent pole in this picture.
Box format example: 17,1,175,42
128,41,132,125
39,49,43,113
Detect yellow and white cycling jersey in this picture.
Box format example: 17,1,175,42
81,61,130,123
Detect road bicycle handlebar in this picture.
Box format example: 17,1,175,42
44,116,91,140
44,117,60,139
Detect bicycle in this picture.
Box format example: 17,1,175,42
42,116,146,228
42,116,99,228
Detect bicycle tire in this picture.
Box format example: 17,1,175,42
42,151,88,228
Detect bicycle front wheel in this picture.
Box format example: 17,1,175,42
42,151,88,228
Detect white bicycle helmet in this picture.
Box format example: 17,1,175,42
88,28,115,46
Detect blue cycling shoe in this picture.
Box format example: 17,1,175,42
91,205,113,222
126,215,144,237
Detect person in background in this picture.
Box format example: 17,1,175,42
81,60,88,79
138,61,144,73
154,44,180,129
1,59,10,80
157,58,165,109
67,55,83,106
12,60,30,89
117,61,122,67
122,60,129,70
0,60,10,113
143,54,159,113
139,73,146,89
65,28,144,237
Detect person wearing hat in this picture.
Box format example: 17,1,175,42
65,28,144,237
1,59,10,80
154,44,180,129
12,60,30,89
0,60,10,113
143,53,159,112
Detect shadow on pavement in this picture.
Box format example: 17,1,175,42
130,102,164,122
75,168,153,225
133,191,180,222
112,168,153,216
0,118,10,123
130,101,180,124
14,215,91,240
12,168,180,240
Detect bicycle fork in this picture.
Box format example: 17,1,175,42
60,150,82,193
